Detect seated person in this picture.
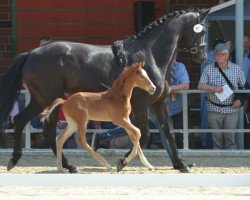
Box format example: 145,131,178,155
91,114,161,150
91,124,131,151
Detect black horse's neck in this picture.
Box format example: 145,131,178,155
122,10,197,74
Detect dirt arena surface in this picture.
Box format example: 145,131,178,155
1,150,250,199
1,150,250,174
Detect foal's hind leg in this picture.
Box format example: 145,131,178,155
43,108,79,173
77,120,111,170
56,120,77,173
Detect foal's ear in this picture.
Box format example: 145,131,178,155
138,61,145,68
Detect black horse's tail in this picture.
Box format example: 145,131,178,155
0,52,30,128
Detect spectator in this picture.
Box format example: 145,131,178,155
198,43,246,149
241,34,250,149
243,35,250,83
200,39,232,149
167,56,190,149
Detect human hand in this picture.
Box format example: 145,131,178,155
214,86,223,93
232,99,241,108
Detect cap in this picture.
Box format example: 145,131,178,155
213,38,227,48
214,43,230,52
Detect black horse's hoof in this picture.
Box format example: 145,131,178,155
68,167,80,174
173,163,195,173
179,166,191,173
7,159,15,171
116,159,126,172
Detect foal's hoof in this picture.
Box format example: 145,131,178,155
116,159,126,172
7,159,15,171
149,167,155,171
187,163,195,169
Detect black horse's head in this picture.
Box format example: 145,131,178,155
178,8,210,63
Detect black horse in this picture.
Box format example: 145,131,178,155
0,8,210,173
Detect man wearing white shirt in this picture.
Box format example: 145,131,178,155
198,43,246,149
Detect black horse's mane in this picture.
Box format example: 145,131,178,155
129,8,200,40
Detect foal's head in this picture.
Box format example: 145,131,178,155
129,62,156,95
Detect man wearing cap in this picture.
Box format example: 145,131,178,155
198,43,246,149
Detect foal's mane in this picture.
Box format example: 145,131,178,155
111,64,140,92
129,8,200,40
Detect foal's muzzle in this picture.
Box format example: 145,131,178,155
149,85,156,95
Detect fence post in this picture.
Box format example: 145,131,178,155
24,90,31,149
182,92,189,150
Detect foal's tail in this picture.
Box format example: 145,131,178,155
0,52,30,129
40,98,65,123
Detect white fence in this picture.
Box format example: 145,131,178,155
1,89,250,151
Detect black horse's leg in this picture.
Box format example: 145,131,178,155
150,100,192,173
7,99,41,171
43,108,79,173
0,129,7,148
148,107,174,161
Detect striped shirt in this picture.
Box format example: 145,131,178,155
199,61,246,113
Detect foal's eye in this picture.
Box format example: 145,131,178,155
140,75,144,79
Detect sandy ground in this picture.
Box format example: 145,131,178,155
1,150,250,199
1,150,250,174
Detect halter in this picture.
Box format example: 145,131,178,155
178,12,206,55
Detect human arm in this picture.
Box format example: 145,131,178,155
170,62,190,93
170,83,189,93
198,65,223,93
232,66,247,108
197,82,223,93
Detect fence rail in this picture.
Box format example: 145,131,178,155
1,89,250,151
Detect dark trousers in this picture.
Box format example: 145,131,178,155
100,127,126,148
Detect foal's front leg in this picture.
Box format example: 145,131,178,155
137,146,154,170
116,119,153,172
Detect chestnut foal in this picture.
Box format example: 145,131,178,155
41,62,156,173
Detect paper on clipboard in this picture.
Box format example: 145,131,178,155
215,84,233,102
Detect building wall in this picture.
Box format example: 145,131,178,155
16,0,166,52
1,0,219,81
0,0,12,75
